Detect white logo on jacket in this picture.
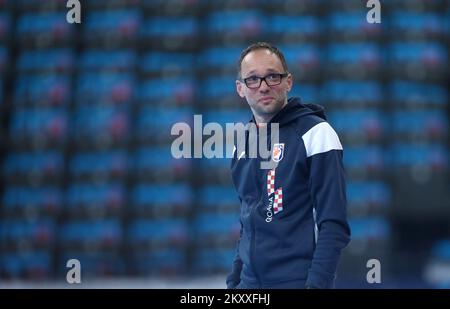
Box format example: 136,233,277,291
272,143,284,162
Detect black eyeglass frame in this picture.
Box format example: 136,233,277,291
240,73,289,89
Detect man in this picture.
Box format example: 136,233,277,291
226,42,351,289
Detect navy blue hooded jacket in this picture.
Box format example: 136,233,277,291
227,97,351,289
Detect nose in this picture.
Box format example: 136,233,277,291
258,79,270,93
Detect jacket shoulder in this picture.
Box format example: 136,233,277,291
291,115,343,158
290,114,326,136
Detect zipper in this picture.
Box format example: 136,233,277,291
248,155,263,288
246,125,269,288
249,202,262,287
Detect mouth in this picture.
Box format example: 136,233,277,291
258,96,274,103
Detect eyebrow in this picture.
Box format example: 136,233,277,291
244,68,282,76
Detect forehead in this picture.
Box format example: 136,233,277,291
241,49,284,75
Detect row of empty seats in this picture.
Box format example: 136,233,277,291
1,0,448,281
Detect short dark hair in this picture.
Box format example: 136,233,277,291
237,42,289,79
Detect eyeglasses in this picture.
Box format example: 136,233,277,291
241,73,289,89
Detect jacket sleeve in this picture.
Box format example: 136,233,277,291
303,122,351,289
226,218,243,289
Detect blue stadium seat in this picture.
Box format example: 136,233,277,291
389,144,449,170
128,248,186,276
347,181,391,211
0,219,55,248
17,49,74,73
17,0,64,10
391,111,448,140
139,77,195,106
199,185,240,211
66,183,125,215
349,217,390,241
14,75,71,107
142,16,198,38
16,13,73,43
289,84,320,105
76,73,135,105
388,42,448,79
141,16,198,45
72,106,129,145
143,0,200,14
132,146,190,181
0,251,52,279
321,81,382,108
265,0,319,13
390,12,445,39
202,109,250,126
2,186,62,216
84,0,137,8
79,50,136,72
127,218,188,248
84,10,141,42
278,44,322,80
386,0,445,11
60,220,122,248
327,12,382,40
200,47,242,73
3,151,64,182
389,42,448,67
270,15,321,41
141,52,195,76
389,81,447,108
131,184,191,217
9,108,68,143
205,10,265,42
134,107,193,144
344,146,385,174
199,157,234,184
200,76,238,103
69,151,128,180
326,43,382,77
193,213,240,243
328,110,386,141
192,248,236,273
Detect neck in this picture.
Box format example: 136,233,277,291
253,115,271,125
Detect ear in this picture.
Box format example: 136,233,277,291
285,73,293,92
236,80,245,98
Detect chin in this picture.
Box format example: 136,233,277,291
263,102,282,113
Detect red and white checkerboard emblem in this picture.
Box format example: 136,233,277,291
272,143,284,162
267,169,275,195
267,169,283,215
273,188,283,214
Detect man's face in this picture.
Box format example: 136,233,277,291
236,49,293,122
